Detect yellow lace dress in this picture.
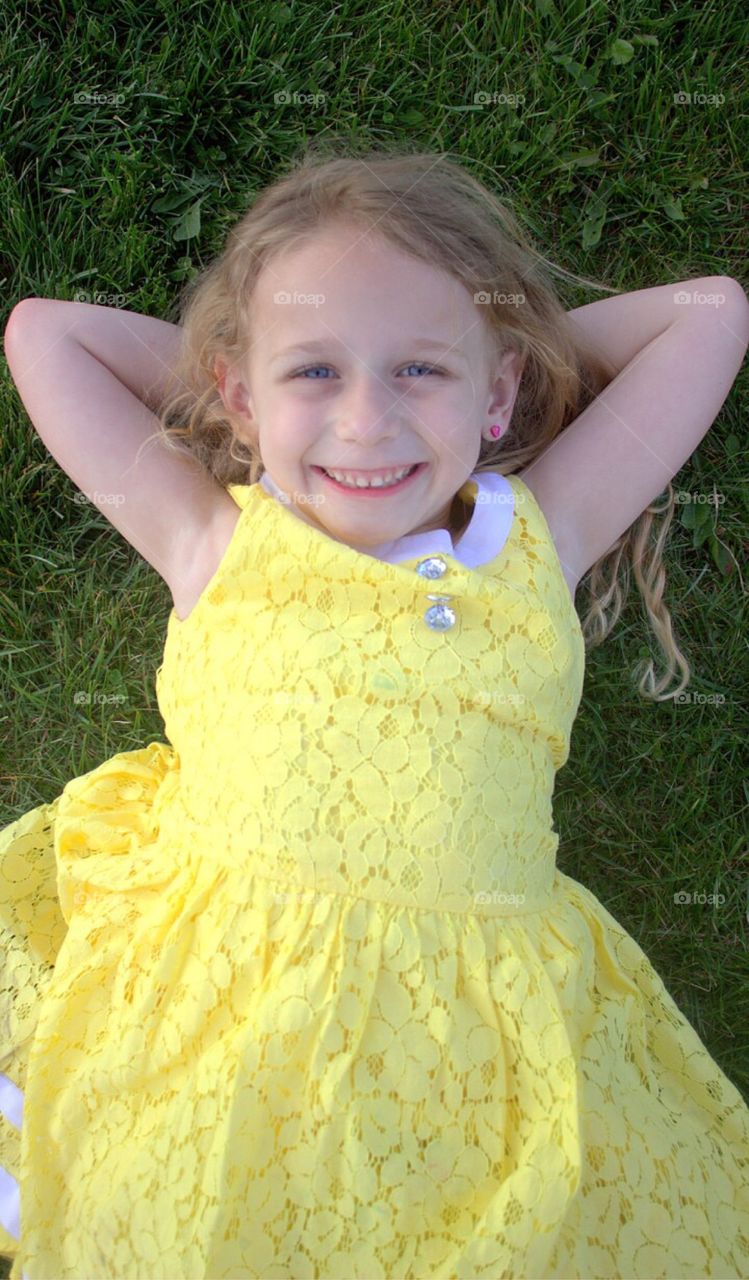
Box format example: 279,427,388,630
1,470,748,1280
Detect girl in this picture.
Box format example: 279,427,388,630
2,146,748,1280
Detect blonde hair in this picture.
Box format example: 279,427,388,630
149,138,691,701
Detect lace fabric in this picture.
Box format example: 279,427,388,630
1,472,747,1279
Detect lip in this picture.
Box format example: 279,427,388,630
312,463,426,495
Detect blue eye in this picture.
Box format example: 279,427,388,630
402,363,441,377
293,363,443,379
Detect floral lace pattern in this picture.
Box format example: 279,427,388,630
1,473,748,1279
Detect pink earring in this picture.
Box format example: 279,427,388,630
489,424,502,439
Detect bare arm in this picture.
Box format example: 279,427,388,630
526,275,749,586
565,276,738,378
10,299,186,413
4,299,233,611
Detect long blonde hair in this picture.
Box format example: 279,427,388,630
149,138,691,701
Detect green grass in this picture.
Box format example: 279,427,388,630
1,0,747,1210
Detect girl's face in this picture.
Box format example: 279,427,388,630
219,221,524,548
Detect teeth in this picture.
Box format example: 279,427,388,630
323,465,415,488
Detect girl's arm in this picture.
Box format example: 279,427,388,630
525,274,749,586
4,299,234,613
564,276,740,379
8,299,186,412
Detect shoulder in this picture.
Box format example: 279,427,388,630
509,468,581,600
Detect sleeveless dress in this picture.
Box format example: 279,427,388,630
1,469,748,1280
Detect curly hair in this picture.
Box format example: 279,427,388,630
144,137,691,701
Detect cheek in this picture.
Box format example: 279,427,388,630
266,401,322,455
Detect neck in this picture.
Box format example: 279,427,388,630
449,493,472,542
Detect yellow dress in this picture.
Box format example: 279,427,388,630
1,471,748,1280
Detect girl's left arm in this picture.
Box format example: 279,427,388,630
523,275,749,587
564,275,747,379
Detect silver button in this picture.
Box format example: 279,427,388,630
424,595,457,631
416,556,448,579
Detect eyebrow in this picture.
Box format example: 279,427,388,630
271,338,466,363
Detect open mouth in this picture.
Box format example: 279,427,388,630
312,463,424,493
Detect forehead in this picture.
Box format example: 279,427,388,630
252,223,488,355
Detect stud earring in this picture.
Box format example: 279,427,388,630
487,424,502,439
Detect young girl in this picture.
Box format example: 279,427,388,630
2,147,748,1280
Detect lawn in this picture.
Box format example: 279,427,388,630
0,6,747,1272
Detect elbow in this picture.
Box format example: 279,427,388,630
684,278,749,343
5,296,39,337
713,276,749,311
3,297,46,356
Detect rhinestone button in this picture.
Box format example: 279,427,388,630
415,556,448,579
424,594,457,631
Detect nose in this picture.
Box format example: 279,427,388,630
334,372,401,447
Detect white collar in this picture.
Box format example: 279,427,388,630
258,469,515,568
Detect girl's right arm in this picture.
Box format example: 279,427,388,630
32,299,187,412
3,299,238,615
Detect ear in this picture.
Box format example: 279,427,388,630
486,348,526,423
214,355,249,415
214,355,259,447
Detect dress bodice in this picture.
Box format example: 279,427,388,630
151,470,586,917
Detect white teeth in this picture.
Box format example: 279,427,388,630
323,465,415,488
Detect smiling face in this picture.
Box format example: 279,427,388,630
216,221,524,548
